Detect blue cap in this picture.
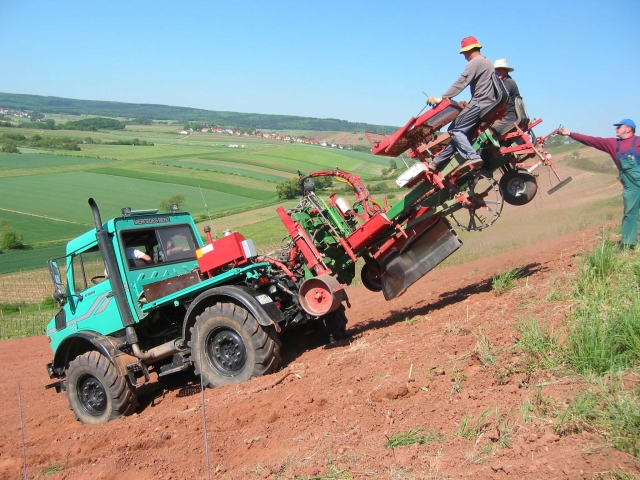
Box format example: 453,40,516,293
614,118,636,129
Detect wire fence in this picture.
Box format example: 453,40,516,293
0,313,50,340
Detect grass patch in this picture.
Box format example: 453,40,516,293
514,316,560,368
491,267,525,295
555,376,640,458
457,408,493,440
386,427,442,449
565,237,640,375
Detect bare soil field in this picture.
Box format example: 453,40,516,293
1,222,639,480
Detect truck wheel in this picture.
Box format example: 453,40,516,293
361,261,383,292
190,302,281,388
321,305,348,343
499,170,537,206
65,351,138,424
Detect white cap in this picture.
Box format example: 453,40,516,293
493,58,514,72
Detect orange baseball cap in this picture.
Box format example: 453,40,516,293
460,36,482,53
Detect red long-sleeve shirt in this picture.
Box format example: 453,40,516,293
570,132,640,166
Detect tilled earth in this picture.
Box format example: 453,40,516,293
1,223,639,480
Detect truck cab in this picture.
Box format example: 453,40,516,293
46,200,284,424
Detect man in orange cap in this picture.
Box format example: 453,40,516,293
427,36,495,173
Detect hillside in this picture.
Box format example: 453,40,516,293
0,92,398,134
1,225,638,479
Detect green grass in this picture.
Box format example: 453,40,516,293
555,377,640,458
0,210,89,245
0,311,55,339
565,237,640,375
89,167,275,200
491,267,525,295
0,245,65,274
514,316,560,368
509,235,640,461
0,171,261,223
457,408,493,440
158,159,291,182
0,152,114,170
385,427,442,449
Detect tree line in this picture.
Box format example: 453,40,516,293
0,92,398,134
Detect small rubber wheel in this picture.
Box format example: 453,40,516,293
320,305,349,344
499,170,538,206
361,261,383,292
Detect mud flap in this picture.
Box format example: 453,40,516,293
381,218,462,300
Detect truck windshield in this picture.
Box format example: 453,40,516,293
156,226,198,263
121,224,198,268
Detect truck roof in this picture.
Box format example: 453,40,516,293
66,211,198,256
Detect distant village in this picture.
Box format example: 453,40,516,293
0,107,356,150
179,127,355,150
0,108,30,117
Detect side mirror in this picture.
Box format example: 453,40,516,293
47,260,67,306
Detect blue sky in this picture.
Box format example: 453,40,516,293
1,0,637,136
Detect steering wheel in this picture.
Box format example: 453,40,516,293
91,275,107,285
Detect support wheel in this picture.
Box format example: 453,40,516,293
320,305,348,344
451,174,504,231
361,261,383,292
66,351,138,424
499,170,538,206
189,302,282,388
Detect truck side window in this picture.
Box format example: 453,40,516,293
71,246,105,292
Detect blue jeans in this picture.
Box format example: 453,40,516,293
433,104,481,165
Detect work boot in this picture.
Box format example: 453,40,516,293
452,158,483,177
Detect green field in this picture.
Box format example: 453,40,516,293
0,171,260,221
0,122,393,277
159,160,290,183
0,245,65,275
0,210,89,243
0,152,114,170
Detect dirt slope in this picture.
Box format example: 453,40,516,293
1,223,639,480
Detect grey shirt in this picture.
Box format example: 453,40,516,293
442,55,496,108
502,74,520,117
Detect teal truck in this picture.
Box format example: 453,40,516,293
45,199,347,424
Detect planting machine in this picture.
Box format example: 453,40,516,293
273,77,572,305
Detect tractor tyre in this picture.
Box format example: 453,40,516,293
361,261,383,292
320,305,349,344
190,302,281,388
499,170,538,206
65,351,138,425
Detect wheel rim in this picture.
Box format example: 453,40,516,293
451,174,503,231
77,374,108,416
206,328,247,376
506,177,526,196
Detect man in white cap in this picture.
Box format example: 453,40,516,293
426,36,495,174
559,120,640,248
490,59,521,136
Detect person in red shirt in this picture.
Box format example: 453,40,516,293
559,119,640,248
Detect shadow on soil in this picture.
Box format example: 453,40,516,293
134,262,546,414
349,262,546,337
